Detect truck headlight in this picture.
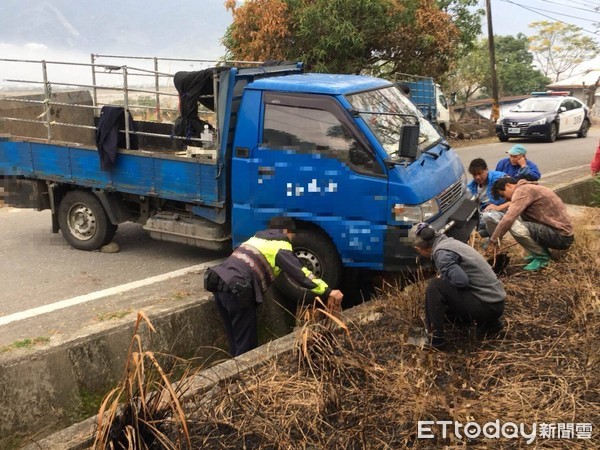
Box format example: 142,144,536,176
530,117,546,126
393,198,440,223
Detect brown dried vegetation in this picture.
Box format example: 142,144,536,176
97,212,599,449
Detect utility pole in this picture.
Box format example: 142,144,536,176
486,0,500,122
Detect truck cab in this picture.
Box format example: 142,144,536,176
227,71,475,291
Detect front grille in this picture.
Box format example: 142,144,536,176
502,121,530,131
436,179,463,213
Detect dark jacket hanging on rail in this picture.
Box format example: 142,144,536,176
96,106,138,170
172,68,217,146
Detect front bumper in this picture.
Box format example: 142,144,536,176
383,192,478,270
496,123,551,139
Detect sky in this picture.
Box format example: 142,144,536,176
487,0,600,72
489,0,600,39
1,0,600,86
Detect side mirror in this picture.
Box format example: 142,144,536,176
559,106,567,112
398,124,419,158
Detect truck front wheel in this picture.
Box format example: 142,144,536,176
58,190,117,251
275,229,343,305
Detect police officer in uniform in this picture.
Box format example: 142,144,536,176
204,217,344,356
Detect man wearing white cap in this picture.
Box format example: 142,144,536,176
495,144,541,182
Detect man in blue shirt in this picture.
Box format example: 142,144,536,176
467,158,507,237
495,144,541,181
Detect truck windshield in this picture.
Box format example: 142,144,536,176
347,86,441,158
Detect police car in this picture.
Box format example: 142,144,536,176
496,91,590,143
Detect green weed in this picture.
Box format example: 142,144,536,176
0,336,50,353
96,309,132,321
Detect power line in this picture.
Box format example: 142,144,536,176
561,0,600,7
499,0,600,35
538,0,600,14
505,1,597,22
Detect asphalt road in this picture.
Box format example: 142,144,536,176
0,212,225,318
453,129,599,176
0,130,596,344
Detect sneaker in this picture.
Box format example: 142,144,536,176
523,257,549,271
523,254,536,263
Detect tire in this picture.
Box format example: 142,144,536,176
577,119,590,138
437,123,447,137
58,190,117,251
275,229,343,304
498,135,509,142
546,123,557,142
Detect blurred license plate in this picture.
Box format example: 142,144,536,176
508,127,521,134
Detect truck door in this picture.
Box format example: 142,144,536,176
436,87,450,134
234,92,388,265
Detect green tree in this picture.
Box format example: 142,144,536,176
223,0,482,78
449,34,550,103
447,39,489,103
436,0,483,58
494,34,551,96
528,21,600,82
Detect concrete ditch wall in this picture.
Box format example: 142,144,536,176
1,285,296,449
555,177,598,207
23,301,378,450
0,296,218,448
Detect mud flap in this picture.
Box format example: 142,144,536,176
445,198,479,243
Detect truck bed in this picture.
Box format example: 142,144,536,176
0,136,220,206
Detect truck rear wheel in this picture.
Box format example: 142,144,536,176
275,229,342,305
58,190,117,251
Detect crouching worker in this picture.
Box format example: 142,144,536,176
204,217,344,357
410,223,506,349
486,178,574,271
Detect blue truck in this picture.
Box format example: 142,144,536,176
396,74,450,136
0,57,476,295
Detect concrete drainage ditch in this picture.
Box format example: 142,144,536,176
4,174,598,449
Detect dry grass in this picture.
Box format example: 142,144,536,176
96,212,599,449
93,313,194,449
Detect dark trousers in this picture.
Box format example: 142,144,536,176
425,278,504,336
213,291,257,357
523,222,574,250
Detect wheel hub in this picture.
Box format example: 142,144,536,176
295,249,322,278
67,204,97,240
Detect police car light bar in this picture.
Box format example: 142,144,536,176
531,90,570,96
